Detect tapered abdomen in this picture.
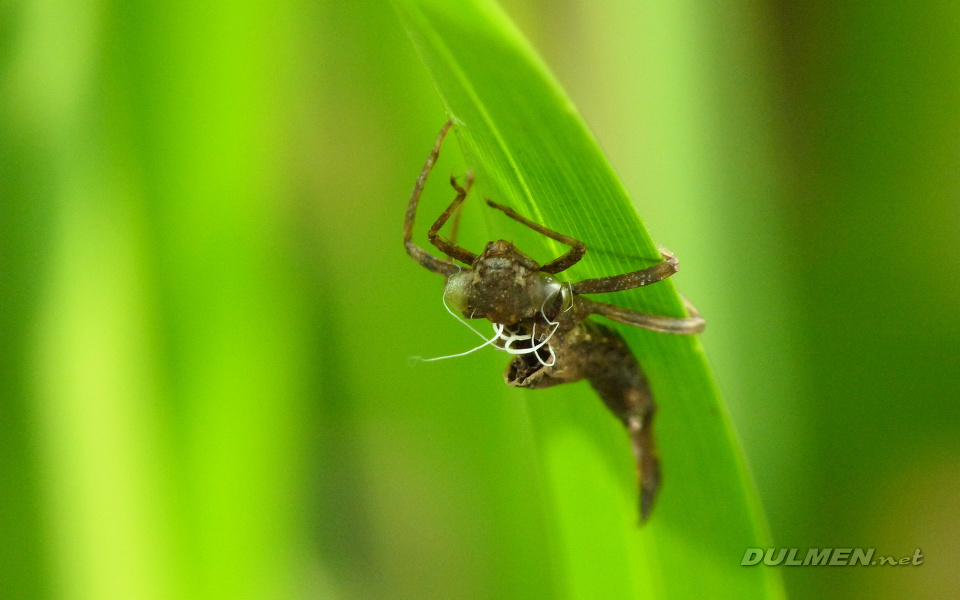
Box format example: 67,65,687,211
504,319,661,522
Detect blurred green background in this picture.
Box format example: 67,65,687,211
1,0,958,599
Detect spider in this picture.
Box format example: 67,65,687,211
402,121,705,522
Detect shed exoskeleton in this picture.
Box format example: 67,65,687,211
403,121,705,521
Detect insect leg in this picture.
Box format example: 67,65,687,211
427,173,480,264
403,121,460,276
572,246,680,295
577,295,705,334
447,190,465,252
484,200,586,274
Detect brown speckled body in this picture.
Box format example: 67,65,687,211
403,121,704,523
499,300,661,520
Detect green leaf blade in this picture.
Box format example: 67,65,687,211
394,1,786,598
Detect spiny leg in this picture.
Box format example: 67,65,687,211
485,200,586,274
428,173,479,264
403,121,459,276
572,246,679,295
576,295,706,334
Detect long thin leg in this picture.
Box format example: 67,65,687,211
576,295,706,334
447,198,464,251
437,201,465,266
572,247,678,295
403,121,459,277
485,200,585,274
428,173,479,264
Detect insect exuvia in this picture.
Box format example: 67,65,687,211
403,121,705,522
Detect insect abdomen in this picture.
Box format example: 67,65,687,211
504,319,661,522
580,321,660,522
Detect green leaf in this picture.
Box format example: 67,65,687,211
393,0,787,598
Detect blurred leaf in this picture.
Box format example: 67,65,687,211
393,0,786,598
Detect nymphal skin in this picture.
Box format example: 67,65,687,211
500,300,660,521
